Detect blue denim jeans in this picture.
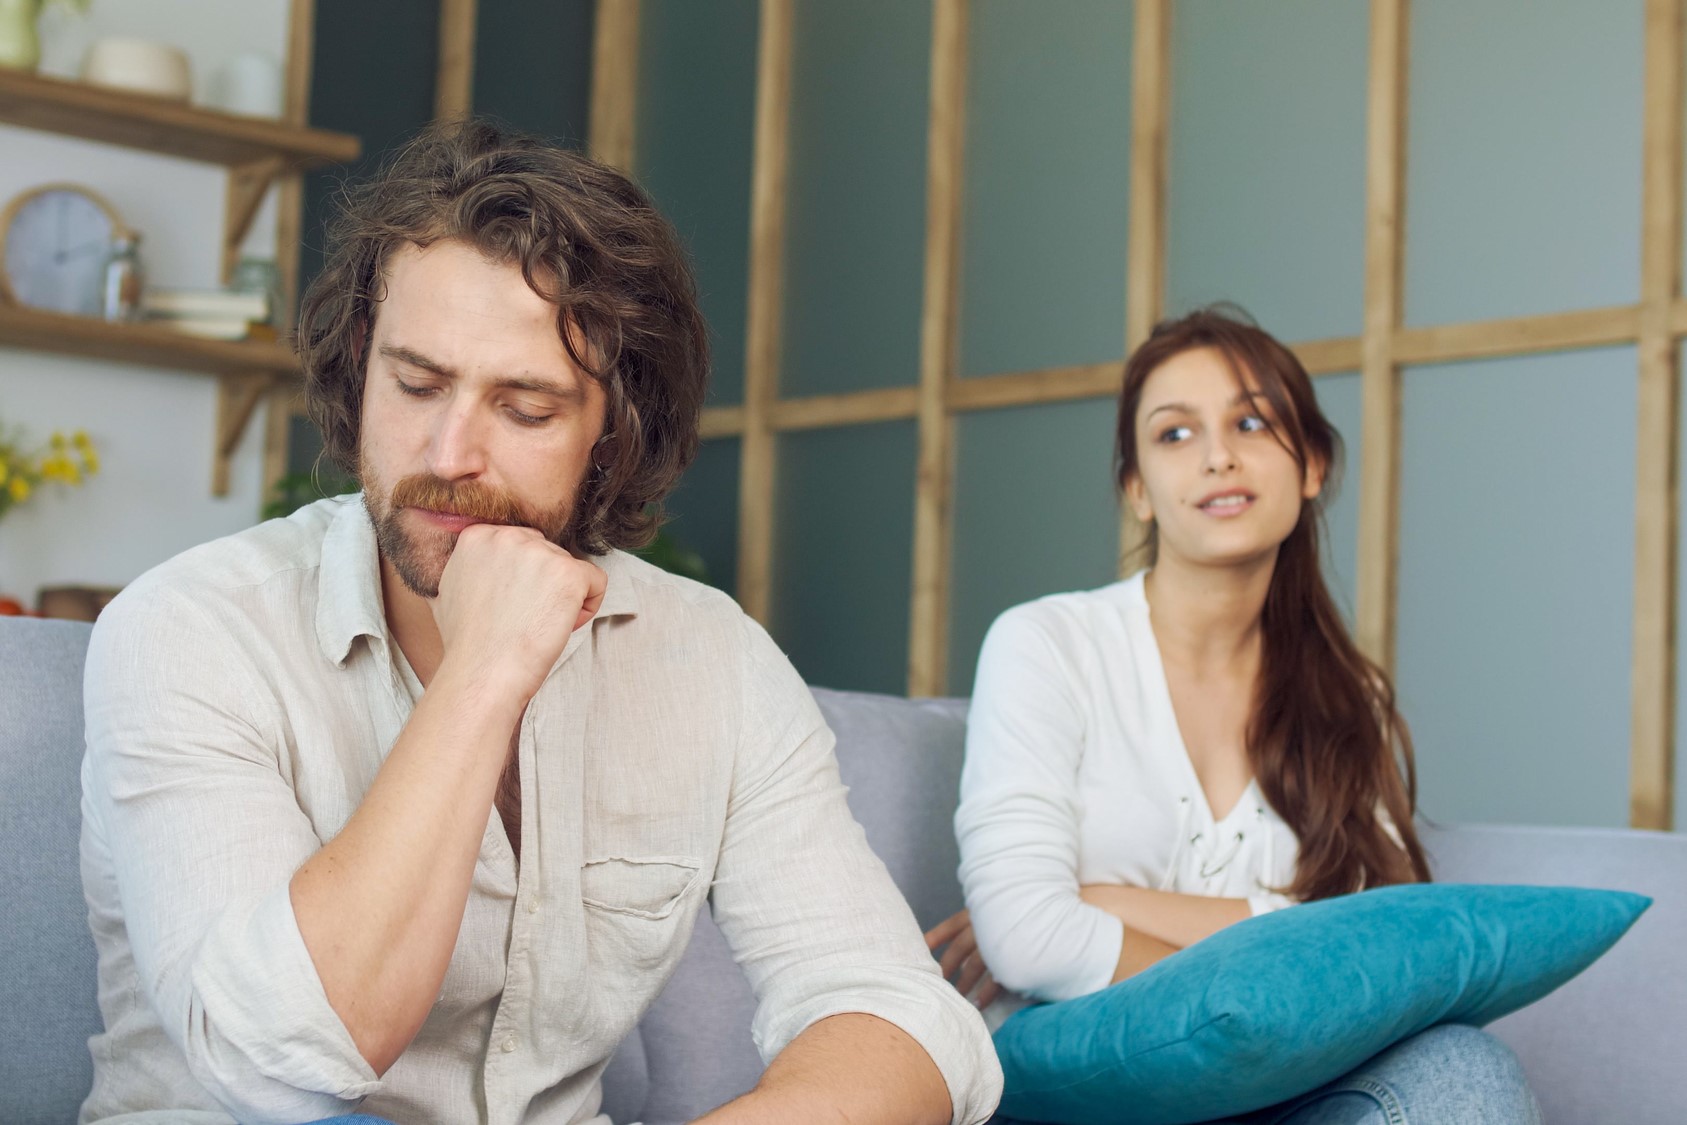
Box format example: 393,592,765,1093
992,1024,1542,1125
1223,1025,1541,1125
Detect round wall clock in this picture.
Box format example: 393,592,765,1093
0,183,129,317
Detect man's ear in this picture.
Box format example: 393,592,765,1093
1124,471,1154,524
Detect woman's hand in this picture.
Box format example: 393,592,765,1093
924,909,1001,1009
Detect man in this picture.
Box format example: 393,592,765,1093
79,121,1000,1125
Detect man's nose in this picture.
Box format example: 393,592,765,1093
426,404,489,480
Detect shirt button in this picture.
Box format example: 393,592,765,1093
502,1036,518,1053
527,900,540,915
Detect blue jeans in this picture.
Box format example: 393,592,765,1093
992,1024,1541,1125
1224,1025,1541,1125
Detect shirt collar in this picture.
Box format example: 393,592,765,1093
313,494,643,667
315,495,387,667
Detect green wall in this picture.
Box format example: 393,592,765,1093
295,2,1665,830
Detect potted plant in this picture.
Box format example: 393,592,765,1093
0,424,99,520
0,0,88,72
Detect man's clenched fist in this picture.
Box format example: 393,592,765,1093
429,523,607,702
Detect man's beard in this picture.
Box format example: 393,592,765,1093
363,471,577,597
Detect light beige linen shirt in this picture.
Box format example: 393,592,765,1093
79,495,1001,1125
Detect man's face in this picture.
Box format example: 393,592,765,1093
359,239,609,598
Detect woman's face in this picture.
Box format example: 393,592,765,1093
1126,345,1323,570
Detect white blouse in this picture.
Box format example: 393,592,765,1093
956,571,1299,1007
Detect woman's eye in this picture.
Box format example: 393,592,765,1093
1239,414,1268,433
1157,425,1192,444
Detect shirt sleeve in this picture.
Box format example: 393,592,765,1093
82,584,381,1124
1247,891,1297,916
706,615,1002,1125
954,605,1125,1003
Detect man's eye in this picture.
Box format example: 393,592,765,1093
1157,425,1192,444
396,380,435,398
507,407,553,427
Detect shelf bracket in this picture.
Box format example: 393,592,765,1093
213,372,273,496
222,157,288,282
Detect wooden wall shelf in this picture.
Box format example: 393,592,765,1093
0,305,297,375
0,69,359,169
0,33,358,499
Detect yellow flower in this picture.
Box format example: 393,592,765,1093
49,431,66,451
72,430,91,450
9,476,29,503
82,452,100,475
0,460,8,486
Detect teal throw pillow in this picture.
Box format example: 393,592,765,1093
994,883,1649,1125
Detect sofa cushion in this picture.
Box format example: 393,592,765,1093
0,618,100,1124
992,883,1648,1125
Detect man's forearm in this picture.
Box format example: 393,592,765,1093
693,1013,953,1125
289,661,525,1075
1081,884,1251,951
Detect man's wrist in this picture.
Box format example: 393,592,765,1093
427,655,535,723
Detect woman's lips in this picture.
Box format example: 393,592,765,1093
1197,493,1256,517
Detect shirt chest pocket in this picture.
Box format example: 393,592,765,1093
580,855,708,974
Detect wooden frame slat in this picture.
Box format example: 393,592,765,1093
735,0,794,624
1293,336,1364,376
908,0,969,697
1124,0,1170,356
1631,0,1684,830
258,0,317,501
589,0,641,172
272,0,314,332
948,362,1124,413
699,405,747,441
1118,0,1170,575
435,0,478,121
772,387,920,432
1355,0,1409,673
1393,305,1642,366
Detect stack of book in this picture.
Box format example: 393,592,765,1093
141,288,271,341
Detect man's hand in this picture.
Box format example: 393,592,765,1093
431,523,607,701
925,909,1001,1009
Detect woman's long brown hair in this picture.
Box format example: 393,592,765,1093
1116,306,1432,900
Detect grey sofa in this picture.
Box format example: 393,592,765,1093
4,616,1683,1124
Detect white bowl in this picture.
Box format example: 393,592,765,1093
81,38,192,102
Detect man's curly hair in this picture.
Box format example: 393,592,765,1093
295,119,708,554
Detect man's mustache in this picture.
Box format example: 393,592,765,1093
389,474,533,529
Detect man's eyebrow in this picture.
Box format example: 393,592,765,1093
495,376,588,403
379,344,586,402
380,344,454,378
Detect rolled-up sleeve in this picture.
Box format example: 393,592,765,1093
706,616,1002,1125
82,586,380,1123
955,607,1123,1003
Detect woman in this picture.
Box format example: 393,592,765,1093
929,307,1539,1123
